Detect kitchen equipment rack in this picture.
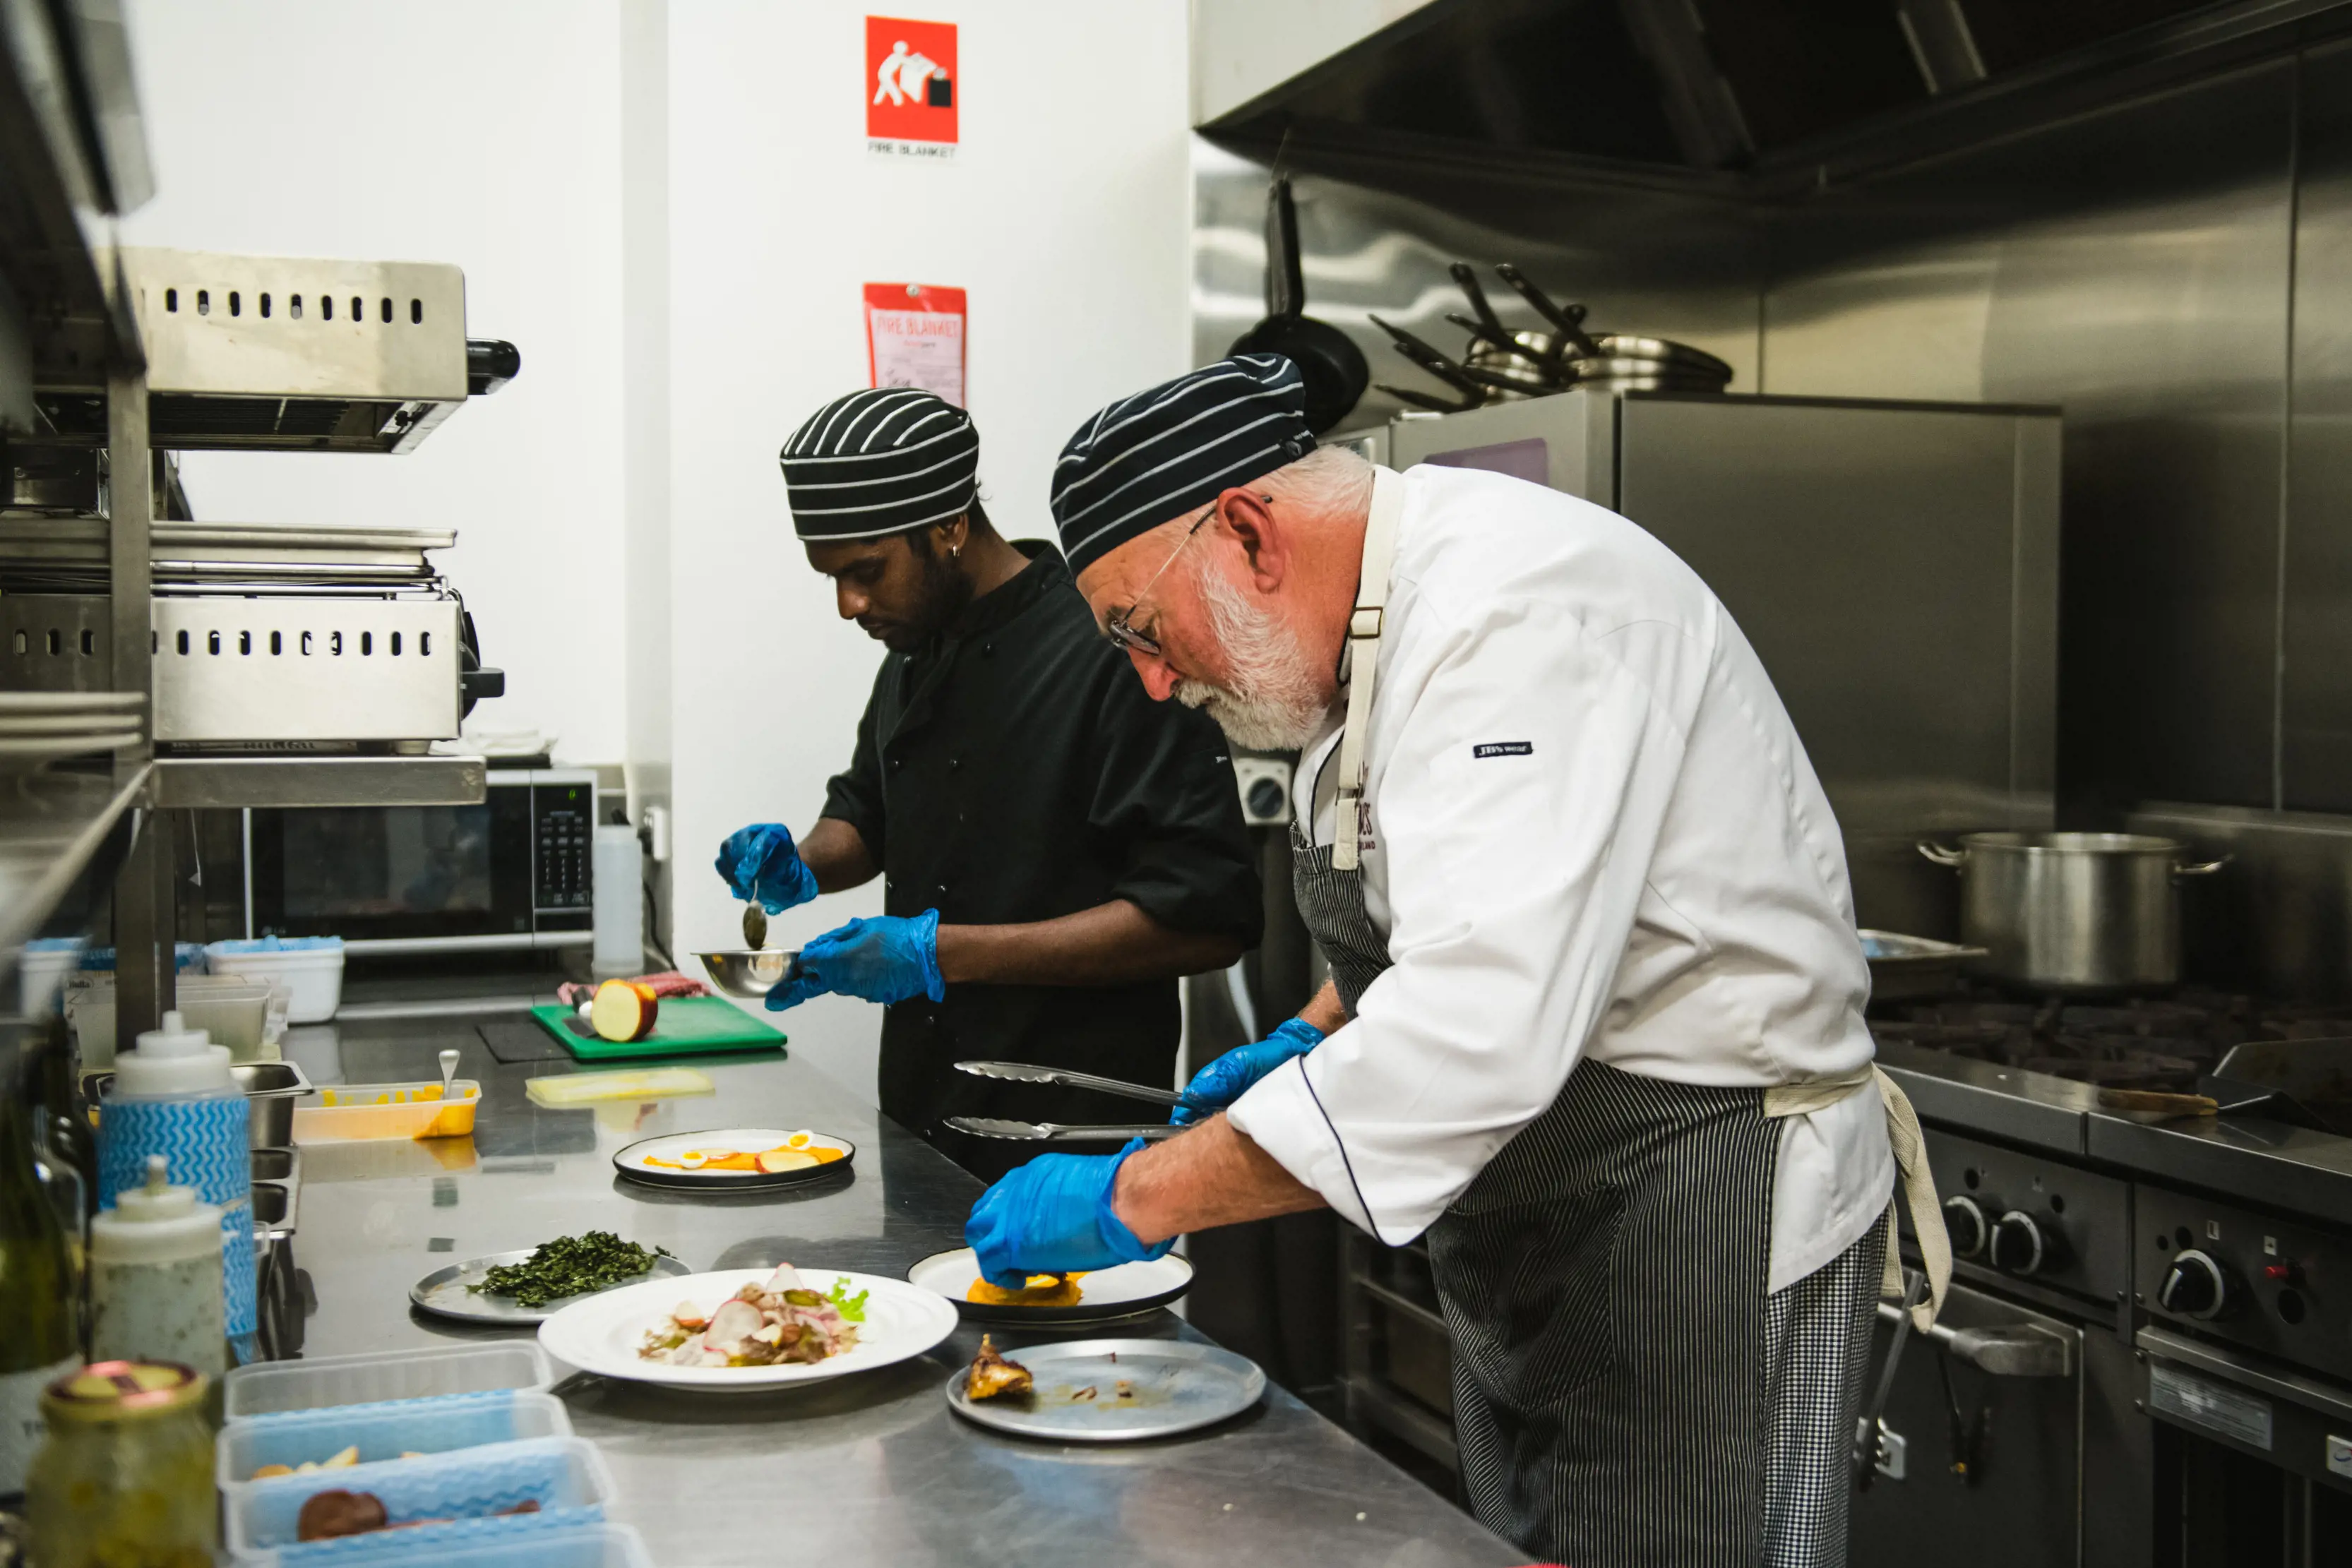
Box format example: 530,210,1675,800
1,21,506,1042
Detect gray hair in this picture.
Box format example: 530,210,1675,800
1256,443,1374,520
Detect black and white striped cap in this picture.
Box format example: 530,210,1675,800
779,387,981,541
1051,354,1316,575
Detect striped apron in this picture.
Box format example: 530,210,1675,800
1297,469,1935,1566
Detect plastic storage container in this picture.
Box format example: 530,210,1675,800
224,1343,553,1420
206,939,346,1025
71,976,289,1066
229,1523,650,1568
218,1390,573,1492
292,1080,480,1143
224,1436,614,1559
18,938,83,1016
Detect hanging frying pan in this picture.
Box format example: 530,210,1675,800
1229,176,1368,434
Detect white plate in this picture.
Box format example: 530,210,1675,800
537,1267,956,1393
611,1127,855,1190
908,1247,1193,1324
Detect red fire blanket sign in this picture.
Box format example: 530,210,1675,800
865,283,967,405
867,16,957,160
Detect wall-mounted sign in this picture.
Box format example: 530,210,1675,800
865,282,966,405
867,16,957,160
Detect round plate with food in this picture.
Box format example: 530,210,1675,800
907,1246,1193,1324
945,1336,1265,1443
411,1236,693,1325
612,1127,855,1190
537,1264,957,1392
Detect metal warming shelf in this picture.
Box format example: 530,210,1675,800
30,249,516,452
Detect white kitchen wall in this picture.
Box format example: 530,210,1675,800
107,0,1196,1101
115,0,630,767
664,0,1196,1094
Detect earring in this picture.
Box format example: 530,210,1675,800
951,545,962,558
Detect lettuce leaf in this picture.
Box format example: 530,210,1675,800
828,1276,870,1323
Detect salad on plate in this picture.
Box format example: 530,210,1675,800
638,1263,869,1367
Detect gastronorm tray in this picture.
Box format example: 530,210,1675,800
224,1435,612,1559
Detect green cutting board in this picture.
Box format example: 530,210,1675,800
530,997,787,1060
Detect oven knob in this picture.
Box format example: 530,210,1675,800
2159,1250,2237,1321
1942,1195,1990,1259
1990,1210,2065,1277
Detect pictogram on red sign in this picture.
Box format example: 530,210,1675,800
867,16,957,159
865,283,966,405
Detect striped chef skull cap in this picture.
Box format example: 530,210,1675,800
1051,354,1316,575
780,386,980,540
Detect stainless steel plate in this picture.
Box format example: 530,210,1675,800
945,1338,1265,1442
410,1248,693,1325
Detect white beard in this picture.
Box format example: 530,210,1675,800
1174,557,1333,752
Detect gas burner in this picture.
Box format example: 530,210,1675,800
1874,986,2352,1096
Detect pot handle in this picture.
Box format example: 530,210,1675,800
2174,856,2231,878
1917,841,1966,868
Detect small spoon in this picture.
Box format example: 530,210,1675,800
437,1048,460,1102
742,902,769,950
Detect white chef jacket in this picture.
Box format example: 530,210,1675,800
1226,463,1896,1292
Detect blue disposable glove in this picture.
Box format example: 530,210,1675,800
715,823,819,914
965,1137,1172,1288
765,909,945,1011
1171,1016,1326,1125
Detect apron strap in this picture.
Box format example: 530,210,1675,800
1333,466,1407,873
1763,1065,1950,1331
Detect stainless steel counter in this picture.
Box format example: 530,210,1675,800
278,1015,1519,1568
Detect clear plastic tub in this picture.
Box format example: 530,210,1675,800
292,1079,480,1143
231,1522,650,1568
68,975,289,1065
224,1436,614,1559
232,1523,650,1568
224,1343,554,1420
218,1389,573,1491
208,938,346,1025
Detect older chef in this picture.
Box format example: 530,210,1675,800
966,356,1947,1567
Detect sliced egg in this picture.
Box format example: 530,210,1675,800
785,1130,812,1149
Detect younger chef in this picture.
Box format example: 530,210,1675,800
720,386,1262,1179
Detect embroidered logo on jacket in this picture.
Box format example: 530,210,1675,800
1472,741,1534,759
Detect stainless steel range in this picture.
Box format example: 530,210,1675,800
1863,989,2352,1566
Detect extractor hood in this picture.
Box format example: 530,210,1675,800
1195,0,2343,183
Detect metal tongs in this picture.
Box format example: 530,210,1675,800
945,1060,1196,1144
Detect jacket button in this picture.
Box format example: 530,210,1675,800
983,642,994,656
948,758,960,771
890,757,902,771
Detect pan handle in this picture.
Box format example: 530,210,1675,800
1265,176,1306,322
1916,841,1966,868
2173,856,2231,878
1494,263,1600,357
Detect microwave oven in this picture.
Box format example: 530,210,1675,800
241,768,598,954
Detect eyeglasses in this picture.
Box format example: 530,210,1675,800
1103,493,1270,659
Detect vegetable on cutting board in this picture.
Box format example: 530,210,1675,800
590,980,660,1042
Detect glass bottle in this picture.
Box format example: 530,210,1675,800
0,1036,81,1502
25,1361,215,1568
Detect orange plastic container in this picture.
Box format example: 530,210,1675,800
290,1079,479,1142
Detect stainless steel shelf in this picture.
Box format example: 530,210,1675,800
0,761,150,971
145,754,486,810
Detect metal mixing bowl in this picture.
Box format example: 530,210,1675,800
697,949,801,1000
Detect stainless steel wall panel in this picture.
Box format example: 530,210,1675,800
1192,138,1762,427
2285,41,2352,813
1763,64,2299,815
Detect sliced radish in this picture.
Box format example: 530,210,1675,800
702,1298,763,1349
671,1302,709,1331
761,1263,806,1295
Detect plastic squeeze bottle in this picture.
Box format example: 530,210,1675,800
97,1012,254,1358
91,1154,226,1377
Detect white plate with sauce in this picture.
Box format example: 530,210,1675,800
538,1267,956,1393
907,1247,1193,1324
611,1127,855,1190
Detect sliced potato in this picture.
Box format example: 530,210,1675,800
590,979,659,1042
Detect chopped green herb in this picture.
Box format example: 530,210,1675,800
472,1231,671,1307
828,1276,869,1322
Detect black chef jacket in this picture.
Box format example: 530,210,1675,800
820,541,1262,1180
